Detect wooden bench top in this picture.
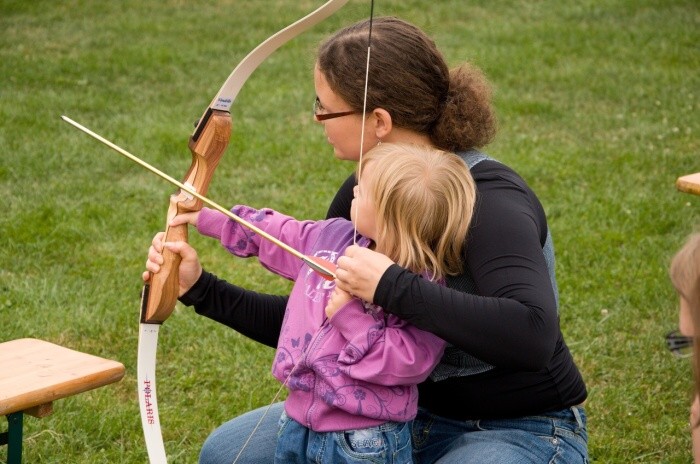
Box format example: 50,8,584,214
0,338,125,416
677,172,700,196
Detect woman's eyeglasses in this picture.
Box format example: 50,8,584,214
666,330,694,358
313,97,359,121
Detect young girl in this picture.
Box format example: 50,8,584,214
669,232,700,462
185,143,475,463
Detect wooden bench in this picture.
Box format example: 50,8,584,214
0,338,125,463
677,172,700,196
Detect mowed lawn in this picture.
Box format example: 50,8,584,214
1,0,698,462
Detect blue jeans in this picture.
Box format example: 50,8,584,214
199,402,588,464
412,407,588,464
275,410,412,463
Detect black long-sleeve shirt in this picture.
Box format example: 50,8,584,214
180,159,587,420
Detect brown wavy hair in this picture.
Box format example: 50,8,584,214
317,16,497,152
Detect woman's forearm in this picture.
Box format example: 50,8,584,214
180,270,287,348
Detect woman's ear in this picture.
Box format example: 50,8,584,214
372,108,393,140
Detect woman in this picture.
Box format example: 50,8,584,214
146,16,588,463
668,232,700,462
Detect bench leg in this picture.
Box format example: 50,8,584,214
4,412,24,464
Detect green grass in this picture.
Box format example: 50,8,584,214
1,0,698,462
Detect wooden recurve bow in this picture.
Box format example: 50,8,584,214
62,3,350,461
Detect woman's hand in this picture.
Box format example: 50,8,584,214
143,231,203,297
325,287,353,319
334,245,394,303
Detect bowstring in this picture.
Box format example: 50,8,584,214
353,0,375,244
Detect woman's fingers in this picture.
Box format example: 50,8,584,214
335,245,394,302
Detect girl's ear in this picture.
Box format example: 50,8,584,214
372,108,393,140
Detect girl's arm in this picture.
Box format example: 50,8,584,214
176,205,323,347
196,205,322,281
174,185,353,347
329,300,446,386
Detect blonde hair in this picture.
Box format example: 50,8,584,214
670,232,700,422
356,143,476,281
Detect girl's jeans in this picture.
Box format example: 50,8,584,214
199,402,588,464
274,410,412,463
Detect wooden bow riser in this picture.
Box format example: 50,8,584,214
142,110,232,324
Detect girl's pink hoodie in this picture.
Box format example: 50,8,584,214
197,206,446,432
